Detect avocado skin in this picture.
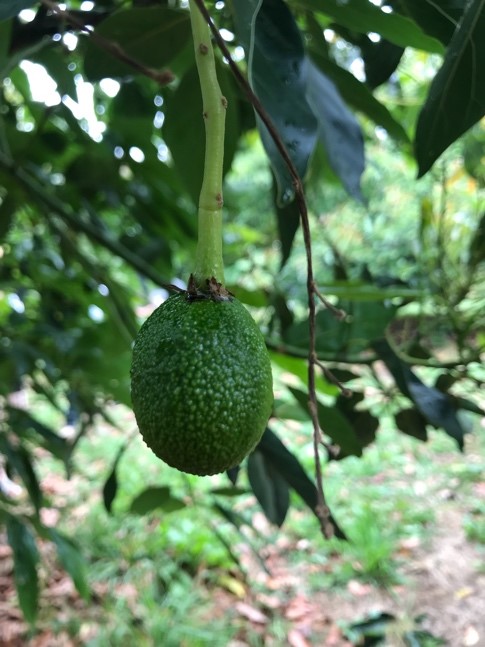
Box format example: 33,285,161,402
130,294,273,476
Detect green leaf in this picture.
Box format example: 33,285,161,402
83,7,191,81
362,39,405,89
164,62,240,204
295,0,444,53
395,408,428,441
31,46,77,99
210,486,249,497
399,0,466,45
233,0,319,204
49,529,89,599
7,406,71,471
6,516,39,624
309,52,410,144
0,435,42,512
270,351,338,396
247,450,290,526
256,428,346,538
102,440,132,514
304,59,364,200
129,486,186,516
0,0,37,21
289,387,363,457
415,0,485,176
273,173,301,266
373,339,467,448
468,212,485,268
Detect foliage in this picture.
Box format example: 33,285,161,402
0,0,484,625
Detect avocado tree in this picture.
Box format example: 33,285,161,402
0,0,484,623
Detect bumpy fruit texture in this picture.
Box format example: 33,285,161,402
130,294,273,476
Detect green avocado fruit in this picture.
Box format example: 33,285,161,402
130,293,273,476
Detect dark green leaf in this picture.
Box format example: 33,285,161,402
0,0,37,21
295,0,444,52
273,173,300,266
212,501,246,530
49,529,89,599
335,391,379,451
415,0,485,176
362,39,405,89
233,0,318,204
395,408,428,441
31,46,77,99
164,62,240,204
247,450,290,526
256,428,346,538
468,212,485,268
0,436,42,512
129,486,186,515
83,7,191,81
373,339,467,448
210,486,249,497
289,387,363,457
309,52,410,144
304,60,364,200
400,0,466,44
7,406,71,470
102,440,132,514
6,516,39,624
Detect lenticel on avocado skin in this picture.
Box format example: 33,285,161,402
130,293,273,476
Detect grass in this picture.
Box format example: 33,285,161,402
16,403,485,644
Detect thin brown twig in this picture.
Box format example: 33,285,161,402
191,0,334,538
40,0,174,85
315,359,352,398
313,284,347,320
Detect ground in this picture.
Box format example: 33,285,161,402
0,416,483,646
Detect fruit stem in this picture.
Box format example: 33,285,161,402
189,0,226,286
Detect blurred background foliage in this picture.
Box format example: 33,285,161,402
0,0,484,634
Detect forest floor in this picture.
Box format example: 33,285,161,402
0,412,484,647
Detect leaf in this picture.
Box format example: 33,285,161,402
233,0,319,204
395,408,428,441
415,0,485,176
309,52,410,144
304,59,365,201
129,486,186,516
49,529,89,599
0,0,37,21
164,62,240,204
210,486,249,497
468,212,485,268
6,516,39,624
83,7,191,81
295,0,444,53
7,406,71,471
0,435,42,512
399,0,466,45
102,440,132,514
289,387,363,457
31,46,77,99
247,450,290,526
273,174,300,266
373,339,467,448
256,428,346,538
362,39,405,89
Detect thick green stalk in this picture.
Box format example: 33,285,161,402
189,0,226,286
